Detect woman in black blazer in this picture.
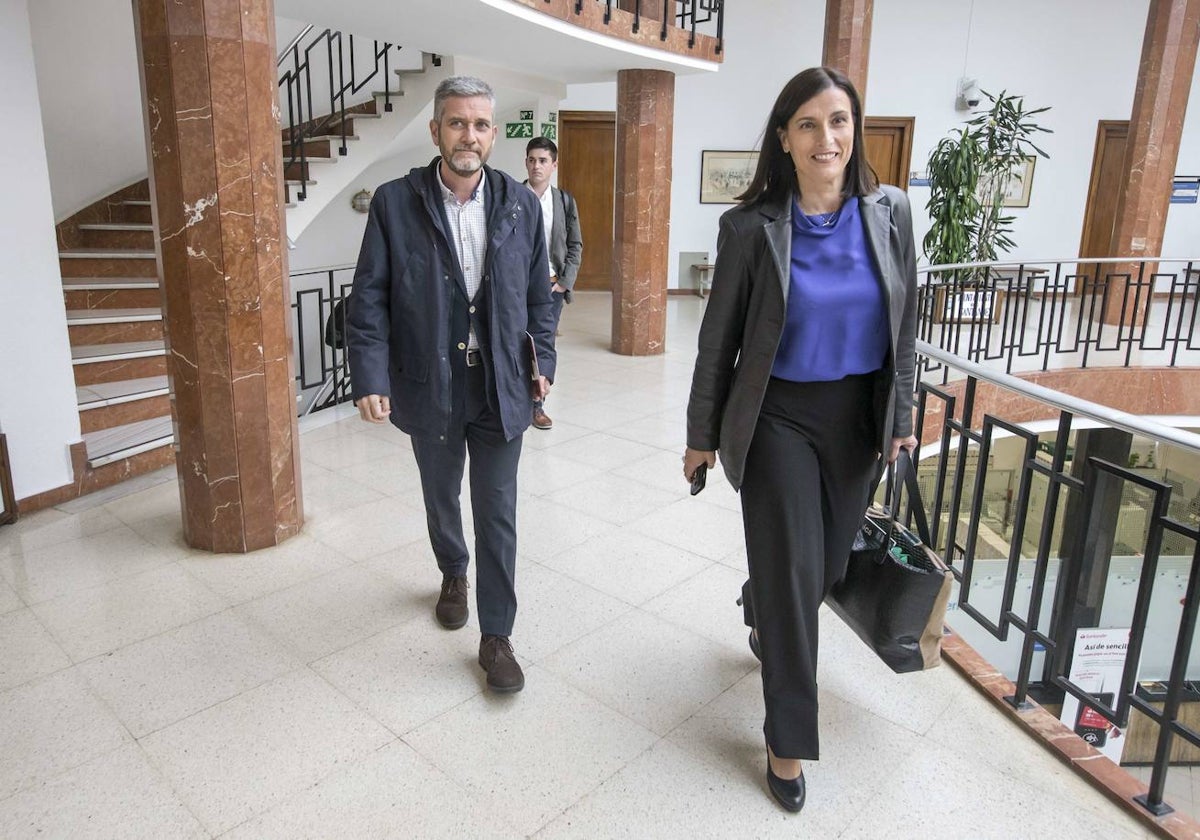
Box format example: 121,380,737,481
683,67,918,813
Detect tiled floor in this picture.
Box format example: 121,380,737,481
0,293,1178,837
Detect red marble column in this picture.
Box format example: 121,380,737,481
822,0,874,104
1106,0,1200,326
134,0,303,552
612,69,674,356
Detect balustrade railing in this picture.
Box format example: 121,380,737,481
290,266,353,414
558,0,723,53
277,29,403,202
911,338,1200,818
918,257,1200,377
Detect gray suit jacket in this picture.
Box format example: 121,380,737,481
685,185,918,490
548,187,583,294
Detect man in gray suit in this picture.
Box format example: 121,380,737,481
524,136,582,431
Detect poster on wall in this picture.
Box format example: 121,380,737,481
1059,627,1134,763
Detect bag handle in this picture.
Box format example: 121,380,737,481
895,449,934,547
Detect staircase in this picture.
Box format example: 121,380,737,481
54,181,175,486
50,43,447,495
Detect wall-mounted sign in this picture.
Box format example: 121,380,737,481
505,122,533,139
540,124,557,141
518,109,534,122
1171,177,1199,204
548,112,557,124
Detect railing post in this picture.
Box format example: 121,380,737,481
1044,430,1133,688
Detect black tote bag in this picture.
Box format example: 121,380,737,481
827,450,952,673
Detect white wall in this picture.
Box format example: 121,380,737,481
562,0,1200,285
28,0,146,221
0,0,82,501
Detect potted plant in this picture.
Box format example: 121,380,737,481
923,90,1052,322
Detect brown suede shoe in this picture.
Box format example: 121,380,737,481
435,574,469,629
532,407,553,430
479,634,525,693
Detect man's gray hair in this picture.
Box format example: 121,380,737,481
433,76,496,122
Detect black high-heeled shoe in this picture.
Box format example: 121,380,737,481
766,746,806,813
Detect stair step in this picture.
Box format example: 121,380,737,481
77,375,170,410
77,223,155,232
62,277,160,290
72,341,166,365
123,200,152,206
59,249,156,260
66,308,162,325
83,415,174,467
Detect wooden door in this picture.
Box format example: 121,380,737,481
863,116,915,190
558,111,615,291
1078,120,1130,293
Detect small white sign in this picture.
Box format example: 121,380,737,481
1059,628,1133,762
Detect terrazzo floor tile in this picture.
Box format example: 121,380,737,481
223,739,519,839
642,561,751,652
540,528,711,607
547,471,682,526
233,563,419,662
541,609,752,736
0,669,130,799
628,496,747,562
837,738,1147,839
309,614,485,736
0,526,174,604
509,560,632,661
0,577,21,615
0,744,206,840
177,532,355,605
78,610,301,737
403,665,658,836
0,609,70,692
30,563,226,662
139,668,393,836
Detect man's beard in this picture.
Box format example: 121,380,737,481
446,148,483,177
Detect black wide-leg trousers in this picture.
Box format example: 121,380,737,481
739,372,880,760
411,362,522,637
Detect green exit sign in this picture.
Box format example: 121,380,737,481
505,122,533,139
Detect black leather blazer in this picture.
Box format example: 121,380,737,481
685,185,918,490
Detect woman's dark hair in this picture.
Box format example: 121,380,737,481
736,66,878,206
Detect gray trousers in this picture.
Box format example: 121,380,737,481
411,363,522,636
739,372,881,760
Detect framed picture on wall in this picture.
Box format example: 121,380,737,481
700,150,758,204
984,155,1037,208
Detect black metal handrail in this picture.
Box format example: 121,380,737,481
278,29,402,202
558,0,724,53
918,257,1200,377
911,338,1200,818
290,265,354,413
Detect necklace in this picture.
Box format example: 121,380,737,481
808,209,840,227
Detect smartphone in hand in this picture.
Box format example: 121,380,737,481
689,462,708,496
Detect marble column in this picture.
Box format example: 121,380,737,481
612,69,674,356
822,0,874,103
134,0,303,552
1106,0,1200,325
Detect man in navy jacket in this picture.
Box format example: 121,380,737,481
347,76,556,693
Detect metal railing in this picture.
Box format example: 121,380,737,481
909,337,1200,818
918,257,1200,377
557,0,724,53
278,29,402,202
290,265,354,414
